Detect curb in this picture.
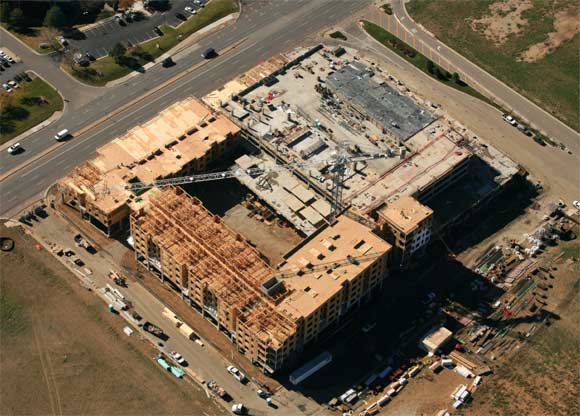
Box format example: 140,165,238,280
0,70,67,151
0,37,248,184
104,13,239,88
0,27,52,57
397,2,580,141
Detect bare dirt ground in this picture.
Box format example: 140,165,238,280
223,204,303,265
519,6,580,62
0,222,224,416
461,233,580,416
380,369,466,416
469,0,533,46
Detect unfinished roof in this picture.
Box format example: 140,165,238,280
349,129,471,214
58,97,239,216
277,216,391,319
327,62,434,141
131,187,296,348
378,195,433,234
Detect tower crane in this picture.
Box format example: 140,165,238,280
102,147,390,223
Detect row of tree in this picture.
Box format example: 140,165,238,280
0,1,112,30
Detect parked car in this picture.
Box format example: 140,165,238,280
175,12,187,21
85,51,96,61
153,26,164,36
58,36,68,46
7,143,23,154
533,135,546,146
231,403,247,415
573,201,580,210
170,350,187,365
185,6,197,14
502,114,517,126
7,80,19,89
2,83,12,92
227,365,247,383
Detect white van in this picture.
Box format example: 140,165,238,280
54,129,70,141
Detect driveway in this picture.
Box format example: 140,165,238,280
0,27,105,110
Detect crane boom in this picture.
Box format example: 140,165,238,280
97,146,391,224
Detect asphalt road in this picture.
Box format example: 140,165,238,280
0,0,369,217
34,212,311,415
389,0,580,151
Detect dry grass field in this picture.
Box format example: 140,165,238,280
0,222,225,416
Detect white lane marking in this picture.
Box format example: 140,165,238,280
20,41,258,177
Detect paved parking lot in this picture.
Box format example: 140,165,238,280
0,48,28,90
69,0,205,59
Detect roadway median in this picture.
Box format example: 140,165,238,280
0,37,247,184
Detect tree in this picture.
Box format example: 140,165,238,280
38,27,61,49
452,72,460,84
426,59,435,74
0,2,13,23
44,6,67,28
109,42,127,63
9,8,26,30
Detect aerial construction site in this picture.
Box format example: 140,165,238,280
17,42,573,416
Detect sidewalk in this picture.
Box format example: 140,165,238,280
105,13,238,87
24,198,322,416
0,71,66,151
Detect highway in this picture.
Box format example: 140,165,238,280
388,0,579,151
0,0,369,217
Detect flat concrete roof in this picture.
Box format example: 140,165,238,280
327,62,435,141
378,195,433,234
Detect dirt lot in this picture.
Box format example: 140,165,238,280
0,222,225,416
381,369,466,416
460,233,580,416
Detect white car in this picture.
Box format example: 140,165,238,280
7,143,22,154
502,114,517,126
169,350,186,365
7,80,19,89
2,83,12,93
573,200,580,210
227,365,247,382
184,6,197,14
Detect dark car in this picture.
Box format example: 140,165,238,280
175,12,187,21
162,57,175,67
201,47,216,59
153,26,164,36
533,136,546,146
85,51,96,61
